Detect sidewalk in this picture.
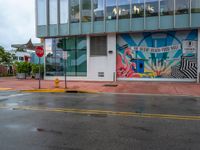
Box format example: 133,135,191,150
0,77,200,96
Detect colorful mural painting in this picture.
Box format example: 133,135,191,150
117,30,198,79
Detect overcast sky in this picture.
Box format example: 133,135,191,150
0,0,40,50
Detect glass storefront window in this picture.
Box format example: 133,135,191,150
145,0,158,17
70,0,80,23
82,0,91,22
49,0,57,24
160,0,174,16
118,0,130,19
175,0,189,15
45,39,64,76
60,0,68,24
46,37,87,77
191,0,200,13
37,0,46,25
106,0,117,20
93,0,104,21
132,0,144,18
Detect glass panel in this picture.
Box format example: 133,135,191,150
160,0,174,16
77,49,87,76
106,0,117,20
191,0,200,13
60,0,68,24
145,0,158,17
132,0,144,18
175,0,189,14
66,50,76,76
82,0,91,22
37,0,46,25
49,0,57,24
70,0,80,23
118,0,130,19
93,0,104,21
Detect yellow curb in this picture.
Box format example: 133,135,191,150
0,88,13,91
21,89,66,93
21,89,98,94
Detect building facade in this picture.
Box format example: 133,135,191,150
36,0,200,82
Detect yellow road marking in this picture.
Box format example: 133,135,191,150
0,88,12,91
0,105,200,121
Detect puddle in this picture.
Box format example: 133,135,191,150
35,128,63,135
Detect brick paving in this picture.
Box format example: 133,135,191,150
0,77,200,96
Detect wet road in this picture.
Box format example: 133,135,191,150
0,92,200,150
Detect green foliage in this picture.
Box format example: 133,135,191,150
0,46,15,65
31,64,44,74
15,62,31,74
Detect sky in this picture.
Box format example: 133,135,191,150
0,0,40,50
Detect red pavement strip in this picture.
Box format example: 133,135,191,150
0,77,200,96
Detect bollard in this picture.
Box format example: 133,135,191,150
54,78,60,88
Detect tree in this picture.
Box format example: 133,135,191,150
0,46,15,65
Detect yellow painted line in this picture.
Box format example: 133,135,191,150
21,89,97,94
0,88,13,91
0,105,200,121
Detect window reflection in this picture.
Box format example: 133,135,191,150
93,0,104,21
37,0,46,25
160,0,174,16
106,0,117,20
70,0,80,23
49,0,57,24
132,0,144,18
191,0,200,13
60,0,68,24
82,0,91,22
176,0,189,14
118,0,130,19
145,0,158,17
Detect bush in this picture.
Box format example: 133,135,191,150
31,64,44,74
15,62,31,74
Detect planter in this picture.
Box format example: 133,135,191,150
17,73,26,79
35,73,43,80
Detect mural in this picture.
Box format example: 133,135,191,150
117,30,198,79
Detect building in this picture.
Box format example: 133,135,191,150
11,42,44,64
36,0,200,82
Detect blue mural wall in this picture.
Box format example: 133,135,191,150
117,30,198,79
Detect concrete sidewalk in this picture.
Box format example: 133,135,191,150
0,77,200,96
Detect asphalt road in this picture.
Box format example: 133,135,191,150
0,92,200,150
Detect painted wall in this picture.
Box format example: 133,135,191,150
87,34,116,81
117,30,198,80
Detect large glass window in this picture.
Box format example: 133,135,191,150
160,0,174,16
60,0,68,24
145,0,158,17
106,0,117,20
191,0,200,13
93,0,104,21
70,0,80,23
46,37,87,76
37,0,46,25
175,0,189,14
46,39,64,76
132,0,144,18
82,0,91,22
49,0,57,24
118,0,130,19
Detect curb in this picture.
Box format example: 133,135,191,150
21,89,98,94
0,88,13,91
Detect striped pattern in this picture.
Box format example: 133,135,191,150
180,56,197,79
171,64,187,79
